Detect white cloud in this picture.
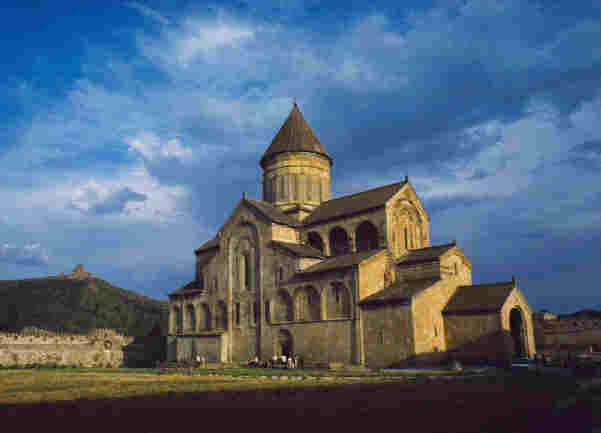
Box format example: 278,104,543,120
125,2,170,25
125,132,195,162
0,242,49,266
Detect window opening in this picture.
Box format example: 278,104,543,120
235,303,240,326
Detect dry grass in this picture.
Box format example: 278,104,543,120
1,369,599,432
0,369,386,404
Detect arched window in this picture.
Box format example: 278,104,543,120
186,304,196,332
329,227,350,256
243,252,250,290
279,266,284,282
216,301,227,330
202,304,212,330
214,277,218,292
295,286,321,321
454,263,458,275
307,231,325,254
274,290,294,322
292,174,298,201
404,227,408,249
265,300,271,322
329,283,350,318
173,307,183,334
355,221,379,252
306,176,312,201
279,176,285,201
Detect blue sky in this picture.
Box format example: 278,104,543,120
1,1,600,313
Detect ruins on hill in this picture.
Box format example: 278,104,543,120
59,264,93,280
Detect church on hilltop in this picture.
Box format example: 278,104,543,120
167,103,536,368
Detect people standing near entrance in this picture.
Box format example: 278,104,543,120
287,355,293,369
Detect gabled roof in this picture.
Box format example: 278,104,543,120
169,280,204,297
359,278,440,306
395,242,456,266
260,103,331,168
245,198,301,227
303,181,407,226
442,281,515,315
270,241,325,259
299,248,385,274
195,237,219,254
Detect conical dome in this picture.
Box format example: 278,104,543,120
260,103,332,168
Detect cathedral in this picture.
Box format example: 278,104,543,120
167,103,536,368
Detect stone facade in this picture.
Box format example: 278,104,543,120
168,103,536,367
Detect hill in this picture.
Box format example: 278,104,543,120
0,273,169,336
558,309,601,320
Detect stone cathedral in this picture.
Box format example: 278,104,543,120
167,103,536,368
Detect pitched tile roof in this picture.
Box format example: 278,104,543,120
245,198,301,227
395,242,456,266
196,249,219,269
442,281,515,314
194,237,219,254
169,280,204,297
270,241,325,259
260,103,331,168
299,248,385,274
359,278,440,306
303,181,406,226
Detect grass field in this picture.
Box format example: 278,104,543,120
0,368,599,432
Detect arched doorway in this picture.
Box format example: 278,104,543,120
275,329,293,358
510,307,526,358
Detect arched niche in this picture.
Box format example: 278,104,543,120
355,220,379,252
274,290,294,322
329,282,351,318
295,285,321,321
307,231,325,254
329,226,351,256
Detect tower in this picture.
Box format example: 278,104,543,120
260,102,332,221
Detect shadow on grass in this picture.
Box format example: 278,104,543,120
0,374,595,432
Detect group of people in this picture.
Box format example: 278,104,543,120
246,354,303,369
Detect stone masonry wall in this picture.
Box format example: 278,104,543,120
443,313,507,364
0,328,134,368
362,303,414,368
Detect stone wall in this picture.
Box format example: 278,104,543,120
362,303,414,368
412,280,457,356
443,313,508,364
358,250,389,300
0,328,165,368
265,319,353,365
0,328,132,367
533,317,601,349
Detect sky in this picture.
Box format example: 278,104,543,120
1,0,600,313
